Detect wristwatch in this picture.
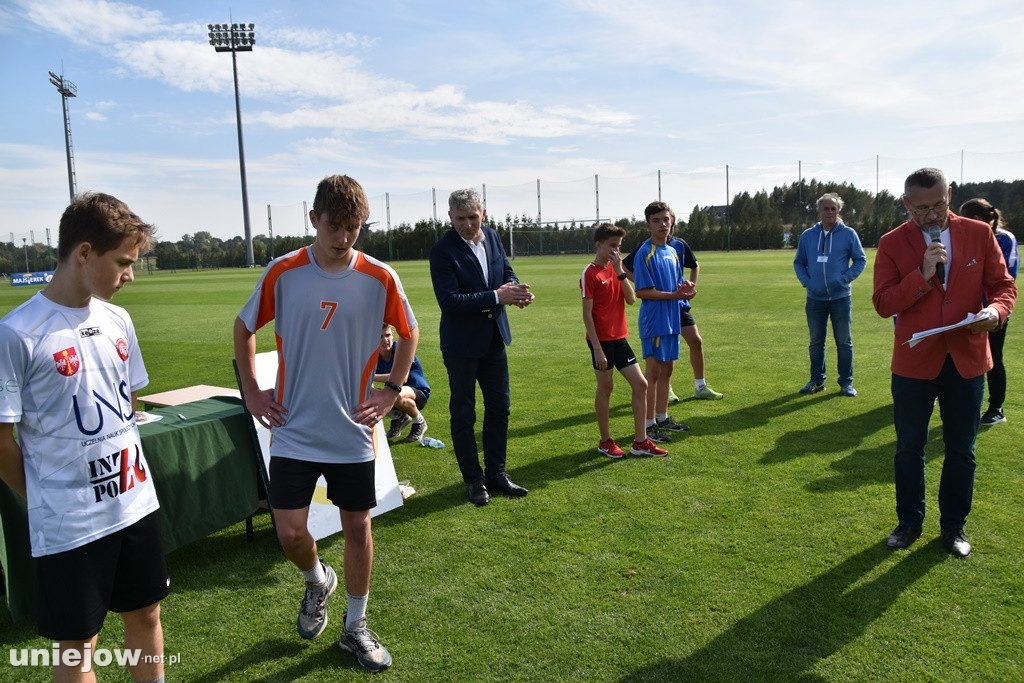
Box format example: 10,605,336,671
383,380,402,393
617,272,628,281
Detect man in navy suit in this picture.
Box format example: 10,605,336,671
429,189,534,506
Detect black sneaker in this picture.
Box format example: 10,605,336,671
386,413,412,438
656,417,690,432
886,524,923,550
980,408,1006,426
403,419,427,443
645,424,671,443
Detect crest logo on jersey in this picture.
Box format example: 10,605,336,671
53,347,81,377
116,338,129,361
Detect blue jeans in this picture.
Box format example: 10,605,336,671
805,296,853,386
891,356,984,530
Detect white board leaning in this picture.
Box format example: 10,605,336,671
250,351,403,541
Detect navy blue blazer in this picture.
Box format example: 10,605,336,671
429,226,518,358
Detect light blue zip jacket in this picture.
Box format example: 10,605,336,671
793,221,866,301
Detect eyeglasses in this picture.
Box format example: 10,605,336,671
906,200,948,220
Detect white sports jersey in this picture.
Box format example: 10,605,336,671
238,247,417,464
0,292,157,557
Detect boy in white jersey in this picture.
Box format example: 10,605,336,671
234,174,417,673
0,193,167,683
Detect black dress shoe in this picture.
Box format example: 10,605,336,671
941,528,971,558
467,480,489,506
886,524,923,550
485,473,528,498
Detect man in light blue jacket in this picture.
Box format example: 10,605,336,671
793,192,867,396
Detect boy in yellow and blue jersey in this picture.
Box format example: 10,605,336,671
631,202,696,442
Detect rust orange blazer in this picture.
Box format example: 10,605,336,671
873,213,1017,380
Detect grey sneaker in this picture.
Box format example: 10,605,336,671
403,419,427,443
646,424,671,443
339,617,392,672
386,413,412,438
656,417,690,432
297,561,337,639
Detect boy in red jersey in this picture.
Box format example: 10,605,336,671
581,224,666,457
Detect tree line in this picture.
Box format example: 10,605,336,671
2,178,1022,275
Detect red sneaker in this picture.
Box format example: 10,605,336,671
630,439,668,457
597,438,625,458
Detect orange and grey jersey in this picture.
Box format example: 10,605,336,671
238,247,417,464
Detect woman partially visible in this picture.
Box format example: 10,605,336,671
960,198,1020,425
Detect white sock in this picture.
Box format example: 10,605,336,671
646,418,655,428
656,412,668,422
301,559,326,585
695,379,706,390
413,414,425,424
346,593,368,630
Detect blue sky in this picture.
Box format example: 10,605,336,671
2,0,1024,243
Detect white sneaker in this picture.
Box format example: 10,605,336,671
297,561,336,639
339,616,392,672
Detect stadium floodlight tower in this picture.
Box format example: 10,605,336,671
48,70,78,204
208,21,256,266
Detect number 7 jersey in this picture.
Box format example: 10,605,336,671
237,247,417,464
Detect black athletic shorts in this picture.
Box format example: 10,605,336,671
680,309,696,328
269,456,376,512
35,511,169,641
411,388,428,410
586,338,639,371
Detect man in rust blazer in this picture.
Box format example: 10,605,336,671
873,168,1016,558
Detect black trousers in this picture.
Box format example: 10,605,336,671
443,329,510,484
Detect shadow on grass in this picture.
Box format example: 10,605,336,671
805,426,943,493
163,513,282,596
761,404,893,464
697,391,835,436
0,614,42,648
506,406,631,440
189,636,366,682
375,445,619,528
618,539,946,682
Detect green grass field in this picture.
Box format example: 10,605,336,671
2,251,1022,681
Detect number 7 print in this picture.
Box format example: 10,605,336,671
320,301,338,330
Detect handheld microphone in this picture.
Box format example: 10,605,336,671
928,225,945,283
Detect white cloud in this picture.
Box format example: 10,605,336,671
15,0,168,44
264,26,377,51
14,0,638,145
84,111,107,121
570,0,1024,126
